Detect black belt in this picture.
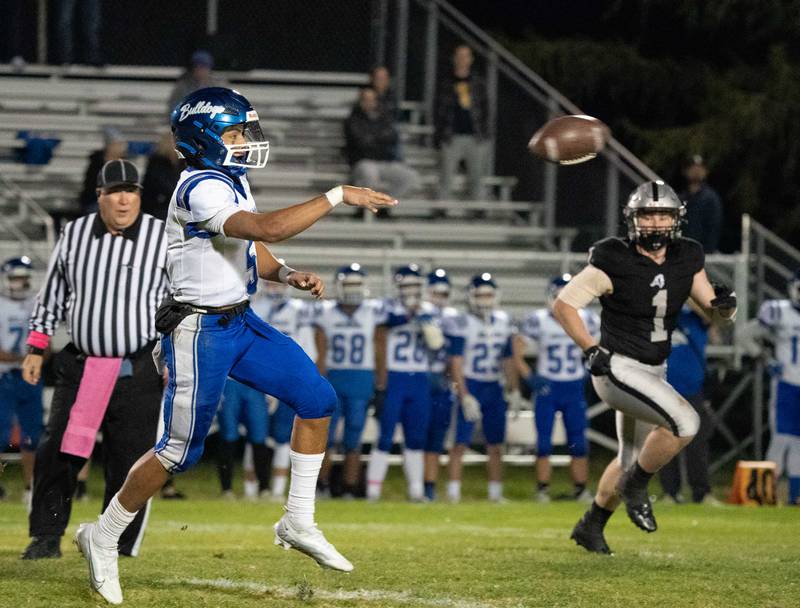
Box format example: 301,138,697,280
155,298,249,334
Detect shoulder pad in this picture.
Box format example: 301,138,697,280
588,237,629,273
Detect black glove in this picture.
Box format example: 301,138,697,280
710,282,737,311
584,345,612,377
370,388,386,419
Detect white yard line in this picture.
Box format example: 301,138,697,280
172,577,493,608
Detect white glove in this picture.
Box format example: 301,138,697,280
420,321,444,351
507,389,524,420
461,393,482,422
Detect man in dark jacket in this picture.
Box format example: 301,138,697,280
344,87,419,201
435,44,490,200
680,155,723,253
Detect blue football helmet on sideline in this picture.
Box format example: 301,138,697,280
468,272,499,319
336,263,367,306
547,273,572,307
788,269,800,308
427,268,450,308
1,256,33,299
171,87,270,175
394,264,424,310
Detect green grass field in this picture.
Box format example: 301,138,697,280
1,462,798,608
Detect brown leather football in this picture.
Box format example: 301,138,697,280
528,115,610,165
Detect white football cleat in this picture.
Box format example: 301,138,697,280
274,515,353,572
75,523,123,605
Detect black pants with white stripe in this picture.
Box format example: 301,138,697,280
28,342,162,556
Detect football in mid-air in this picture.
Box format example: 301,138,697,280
528,114,610,165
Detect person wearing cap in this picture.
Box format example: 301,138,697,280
78,126,127,214
167,50,229,115
681,155,723,253
20,159,169,560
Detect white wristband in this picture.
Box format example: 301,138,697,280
278,265,296,284
325,185,344,207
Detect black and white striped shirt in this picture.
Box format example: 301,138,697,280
30,212,169,357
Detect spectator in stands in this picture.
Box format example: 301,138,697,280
435,44,490,201
53,0,102,66
78,127,127,214
681,155,722,253
141,133,183,221
167,50,229,115
659,304,719,505
344,87,420,212
370,66,397,118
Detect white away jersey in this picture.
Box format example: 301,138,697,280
384,299,438,373
0,294,35,373
522,308,600,381
445,310,514,382
166,168,258,307
758,299,800,386
314,299,386,371
251,295,316,358
430,304,459,374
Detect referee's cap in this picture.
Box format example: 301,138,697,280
97,159,141,190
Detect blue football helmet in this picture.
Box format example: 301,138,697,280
394,264,424,310
788,269,800,308
1,256,32,299
547,273,572,307
171,87,270,175
468,272,498,318
427,268,450,308
336,263,367,305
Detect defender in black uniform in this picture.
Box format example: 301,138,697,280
553,181,736,554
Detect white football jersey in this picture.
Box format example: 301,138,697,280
430,304,459,374
758,299,800,386
251,295,316,358
314,299,386,371
521,308,600,381
446,310,515,382
166,168,258,307
0,294,35,373
384,299,438,373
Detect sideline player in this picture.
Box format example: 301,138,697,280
366,264,443,501
756,270,800,505
0,257,43,505
73,87,396,604
423,268,458,501
250,279,316,500
553,181,736,554
314,264,385,497
520,275,598,503
445,273,521,503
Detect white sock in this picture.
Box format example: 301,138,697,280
242,442,254,474
403,449,424,500
273,443,291,469
271,474,287,497
488,480,503,501
447,480,461,502
286,450,323,529
95,494,137,549
243,479,259,499
366,449,390,500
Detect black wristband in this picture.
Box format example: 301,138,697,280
28,346,44,356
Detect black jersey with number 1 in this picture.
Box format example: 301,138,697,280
588,236,705,366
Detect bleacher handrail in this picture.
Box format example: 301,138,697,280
0,172,55,260
425,0,661,184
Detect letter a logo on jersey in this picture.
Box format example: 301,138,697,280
650,274,665,289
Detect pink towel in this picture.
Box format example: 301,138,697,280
60,356,123,458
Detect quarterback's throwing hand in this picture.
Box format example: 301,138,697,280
287,271,325,298
343,186,398,214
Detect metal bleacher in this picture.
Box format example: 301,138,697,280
0,65,570,318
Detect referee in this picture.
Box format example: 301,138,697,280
20,159,168,560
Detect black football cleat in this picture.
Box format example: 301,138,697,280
21,535,62,560
617,472,657,533
570,513,613,555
